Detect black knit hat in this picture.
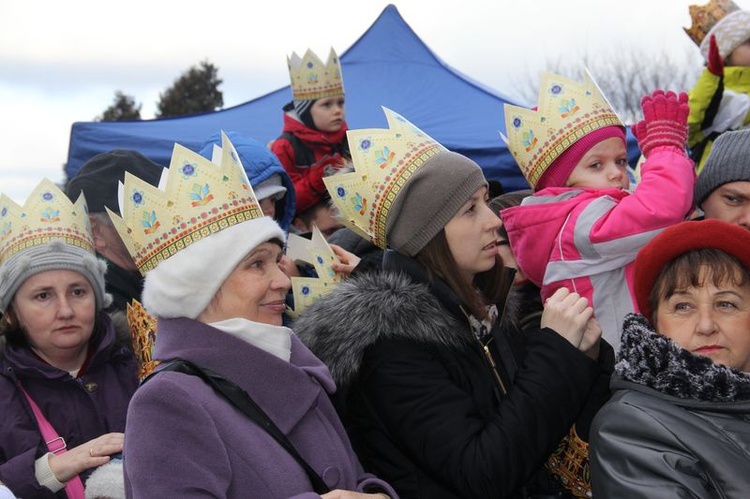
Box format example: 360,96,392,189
66,150,164,213
695,129,750,207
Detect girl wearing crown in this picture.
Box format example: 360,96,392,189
500,73,696,353
294,108,607,498
115,134,396,498
685,0,750,172
0,180,138,498
271,48,351,215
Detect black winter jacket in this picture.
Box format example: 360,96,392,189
294,251,603,498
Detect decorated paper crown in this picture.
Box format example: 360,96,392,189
323,107,447,249
285,226,341,319
0,178,94,265
107,131,264,275
287,48,344,101
502,71,623,190
684,0,740,46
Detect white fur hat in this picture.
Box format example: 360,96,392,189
142,216,285,319
701,10,750,60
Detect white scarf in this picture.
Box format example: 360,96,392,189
210,317,292,362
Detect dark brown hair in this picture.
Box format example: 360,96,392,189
417,229,513,320
650,248,750,319
488,189,532,240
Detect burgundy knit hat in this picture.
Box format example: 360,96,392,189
536,126,626,190
634,219,750,320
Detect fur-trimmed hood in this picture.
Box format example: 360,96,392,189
614,313,750,403
293,270,473,389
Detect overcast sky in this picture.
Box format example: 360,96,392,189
0,0,731,203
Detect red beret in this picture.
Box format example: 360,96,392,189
634,219,750,320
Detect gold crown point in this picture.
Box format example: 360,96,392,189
110,131,264,275
287,47,344,101
0,179,94,265
503,71,623,190
684,0,740,46
323,108,446,249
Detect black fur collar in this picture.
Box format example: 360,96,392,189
616,314,750,402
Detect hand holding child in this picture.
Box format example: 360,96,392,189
541,287,597,351
632,90,690,158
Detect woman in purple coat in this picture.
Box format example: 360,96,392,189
114,133,395,498
0,179,138,498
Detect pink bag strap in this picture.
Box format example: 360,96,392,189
17,383,85,499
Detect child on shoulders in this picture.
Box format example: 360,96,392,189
500,72,695,351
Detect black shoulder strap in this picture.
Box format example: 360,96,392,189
280,132,317,167
144,359,330,494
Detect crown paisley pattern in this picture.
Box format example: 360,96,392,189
503,71,623,189
288,48,344,101
0,178,94,265
323,107,447,249
108,132,264,275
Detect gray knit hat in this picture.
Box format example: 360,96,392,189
695,128,750,207
0,179,110,313
386,151,487,256
0,240,109,313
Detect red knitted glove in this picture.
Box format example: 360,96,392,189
632,90,689,158
707,34,724,76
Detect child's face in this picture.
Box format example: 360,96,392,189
727,40,750,67
311,96,346,133
565,137,629,190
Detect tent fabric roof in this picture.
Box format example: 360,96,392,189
65,4,639,192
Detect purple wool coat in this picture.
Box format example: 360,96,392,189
123,317,396,499
0,312,138,498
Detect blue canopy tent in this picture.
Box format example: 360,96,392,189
65,4,639,191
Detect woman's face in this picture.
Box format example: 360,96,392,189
12,269,96,357
311,96,345,133
198,242,291,326
654,268,750,371
444,186,502,283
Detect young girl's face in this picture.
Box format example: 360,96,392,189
444,186,502,283
727,39,750,67
311,96,346,132
565,137,629,190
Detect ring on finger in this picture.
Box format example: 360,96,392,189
89,448,94,457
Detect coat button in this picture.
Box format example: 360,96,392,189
321,466,340,487
84,382,98,392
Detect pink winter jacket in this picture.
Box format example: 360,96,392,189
500,147,695,351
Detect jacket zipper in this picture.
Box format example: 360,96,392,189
460,306,507,396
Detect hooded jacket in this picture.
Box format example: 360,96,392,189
0,312,138,498
199,131,297,233
590,314,750,498
123,317,395,499
500,147,695,350
271,112,349,212
688,66,750,172
294,250,603,498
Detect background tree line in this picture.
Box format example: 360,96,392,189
512,46,703,125
97,60,223,121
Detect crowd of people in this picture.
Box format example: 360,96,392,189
2,1,750,497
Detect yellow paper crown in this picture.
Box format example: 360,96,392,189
285,226,341,319
503,71,623,190
0,178,94,265
287,48,344,101
323,107,447,249
108,132,264,275
684,0,740,46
